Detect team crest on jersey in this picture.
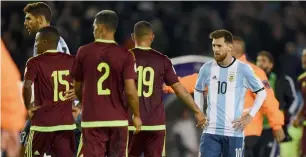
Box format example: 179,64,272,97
228,73,235,82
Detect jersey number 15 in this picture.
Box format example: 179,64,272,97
51,70,70,102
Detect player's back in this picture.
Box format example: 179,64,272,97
26,52,75,127
75,40,136,125
130,47,178,127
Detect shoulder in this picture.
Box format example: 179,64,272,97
26,55,41,65
199,61,213,74
238,61,265,77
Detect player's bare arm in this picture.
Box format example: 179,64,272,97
74,80,83,103
171,82,207,128
22,79,40,119
124,79,142,134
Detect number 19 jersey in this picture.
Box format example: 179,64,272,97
129,47,179,130
24,51,75,130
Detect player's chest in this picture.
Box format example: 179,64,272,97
206,71,244,90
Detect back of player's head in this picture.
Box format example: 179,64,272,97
94,10,118,32
258,50,274,64
134,21,153,39
24,2,52,23
38,26,60,44
209,29,233,43
233,36,244,43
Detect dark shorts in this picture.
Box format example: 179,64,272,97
25,130,75,157
199,133,244,157
81,127,128,157
20,120,31,146
302,126,306,156
128,130,166,157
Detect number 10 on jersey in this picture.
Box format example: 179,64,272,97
136,66,154,97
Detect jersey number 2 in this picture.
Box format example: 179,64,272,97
51,70,70,102
97,62,111,95
137,66,154,97
217,81,227,94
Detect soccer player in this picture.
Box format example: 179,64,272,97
194,30,267,157
24,2,70,55
294,48,306,157
72,10,142,157
23,26,76,157
1,39,27,157
128,21,206,157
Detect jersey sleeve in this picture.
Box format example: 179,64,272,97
24,58,37,82
163,56,179,86
72,47,84,81
195,64,207,92
123,50,137,80
57,37,70,54
243,64,264,93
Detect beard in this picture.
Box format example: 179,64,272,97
214,53,227,62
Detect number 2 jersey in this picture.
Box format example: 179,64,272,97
24,50,76,131
72,40,137,128
128,47,179,130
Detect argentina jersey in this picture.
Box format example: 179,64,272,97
33,36,70,56
195,57,264,137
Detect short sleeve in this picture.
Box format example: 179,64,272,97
123,50,137,80
72,47,84,81
163,56,179,86
243,64,264,92
195,64,207,92
24,58,37,82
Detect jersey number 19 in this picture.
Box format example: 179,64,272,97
136,66,154,97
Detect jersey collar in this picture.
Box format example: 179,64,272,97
44,50,58,53
135,46,151,50
95,39,116,43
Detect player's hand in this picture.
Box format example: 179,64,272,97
64,88,77,101
132,115,142,135
195,112,207,129
72,105,81,121
232,114,253,131
27,106,41,119
1,129,20,157
273,128,285,143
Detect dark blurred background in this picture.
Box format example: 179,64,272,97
2,1,306,78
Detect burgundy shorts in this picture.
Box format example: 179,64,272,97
25,130,75,157
302,126,306,156
81,127,128,157
128,130,166,157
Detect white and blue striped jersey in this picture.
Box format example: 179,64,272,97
195,58,264,137
33,36,70,56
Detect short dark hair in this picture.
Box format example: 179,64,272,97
209,29,233,43
233,36,244,42
134,21,153,38
24,2,52,23
95,10,118,31
258,50,274,64
38,26,60,44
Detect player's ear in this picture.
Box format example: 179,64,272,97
228,43,233,51
131,33,135,42
37,16,44,25
151,34,155,42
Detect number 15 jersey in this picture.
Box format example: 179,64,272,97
195,58,264,137
128,47,179,130
24,51,75,130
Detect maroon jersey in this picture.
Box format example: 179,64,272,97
24,51,75,128
128,47,179,128
72,40,136,127
298,72,306,118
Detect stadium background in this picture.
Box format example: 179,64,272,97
1,1,306,157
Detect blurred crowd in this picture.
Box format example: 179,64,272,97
2,1,306,79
